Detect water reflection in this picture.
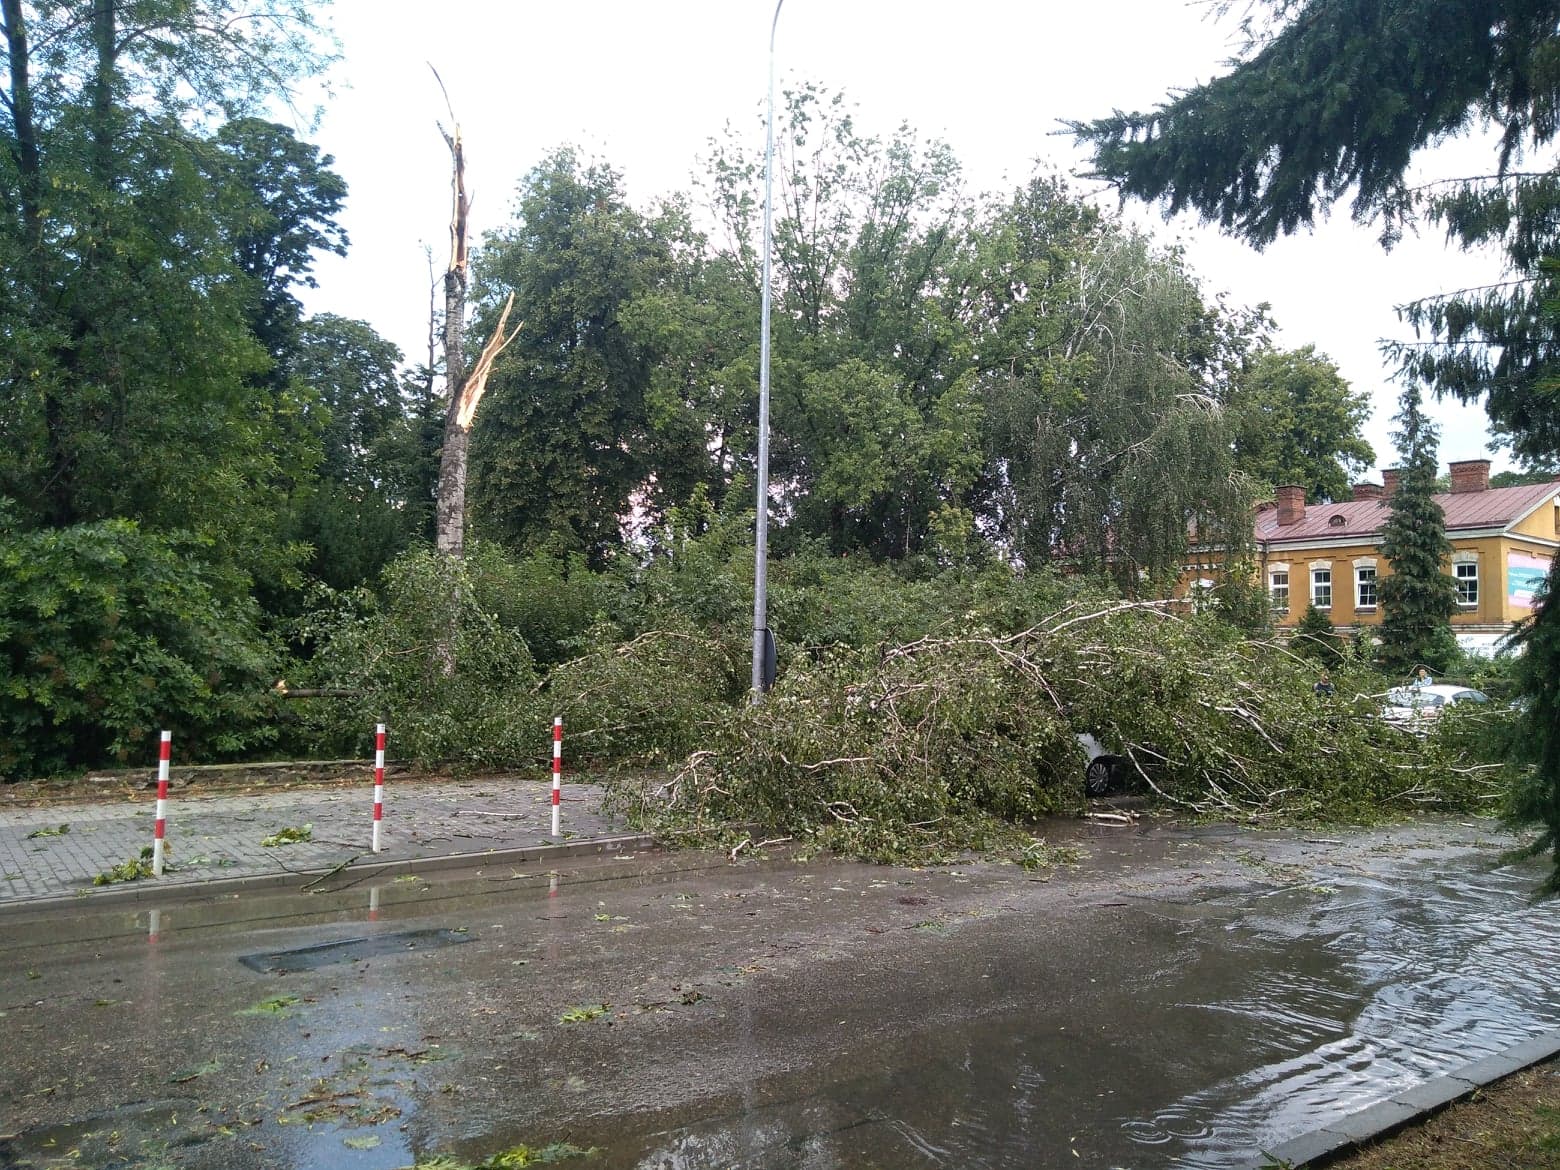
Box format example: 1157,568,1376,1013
1134,855,1560,1165
588,850,1560,1169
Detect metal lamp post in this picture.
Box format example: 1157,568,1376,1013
751,0,784,701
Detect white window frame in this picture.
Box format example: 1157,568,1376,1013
1310,564,1333,610
1189,577,1215,614
1453,559,1479,608
1354,558,1378,611
1268,563,1290,611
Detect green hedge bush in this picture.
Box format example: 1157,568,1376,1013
0,520,278,778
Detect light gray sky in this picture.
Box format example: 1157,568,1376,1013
302,0,1511,479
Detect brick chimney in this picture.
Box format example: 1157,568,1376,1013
1449,458,1492,494
1276,484,1306,527
1381,468,1401,497
1352,482,1384,501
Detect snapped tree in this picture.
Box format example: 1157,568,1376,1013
429,78,520,562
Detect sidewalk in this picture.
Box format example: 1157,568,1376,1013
0,774,649,906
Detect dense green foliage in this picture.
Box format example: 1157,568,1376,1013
1071,0,1560,882
459,95,1359,585
1070,0,1560,469
301,545,541,767
1377,388,1461,674
1505,552,1560,893
1229,346,1373,502
0,519,277,779
2,5,1480,872
603,601,1493,861
1293,603,1343,667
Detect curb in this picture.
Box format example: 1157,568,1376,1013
0,832,662,918
1253,1025,1560,1167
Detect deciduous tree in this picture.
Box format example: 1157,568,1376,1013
0,0,333,595
1228,345,1374,502
1069,0,1560,882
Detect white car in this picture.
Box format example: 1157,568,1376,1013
1381,683,1490,727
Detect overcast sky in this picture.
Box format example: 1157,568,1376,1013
301,0,1512,479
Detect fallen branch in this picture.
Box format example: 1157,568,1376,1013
301,853,363,891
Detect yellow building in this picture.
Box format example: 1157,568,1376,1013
1192,460,1560,654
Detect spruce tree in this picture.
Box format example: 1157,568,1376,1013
1293,603,1343,667
1377,386,1459,675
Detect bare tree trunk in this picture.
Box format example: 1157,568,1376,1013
434,116,471,559
427,82,521,675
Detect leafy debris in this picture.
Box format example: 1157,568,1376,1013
261,824,313,847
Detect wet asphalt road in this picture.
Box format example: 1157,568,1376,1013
2,817,1558,1170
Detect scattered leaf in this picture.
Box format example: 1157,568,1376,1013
169,1059,222,1083
261,824,313,848
237,995,299,1017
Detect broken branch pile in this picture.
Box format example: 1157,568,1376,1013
607,603,1499,862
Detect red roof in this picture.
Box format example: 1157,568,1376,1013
1256,481,1560,544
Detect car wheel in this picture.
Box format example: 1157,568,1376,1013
1085,758,1114,798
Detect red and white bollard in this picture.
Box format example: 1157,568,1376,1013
151,730,171,876
551,717,563,838
372,723,386,853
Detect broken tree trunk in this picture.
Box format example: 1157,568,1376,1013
427,76,522,677
434,114,471,560
431,112,521,561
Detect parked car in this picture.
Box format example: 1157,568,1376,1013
1077,732,1160,797
1380,683,1490,728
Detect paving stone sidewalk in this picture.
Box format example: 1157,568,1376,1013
0,776,636,904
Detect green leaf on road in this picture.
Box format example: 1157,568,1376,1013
169,1058,222,1083
237,995,299,1017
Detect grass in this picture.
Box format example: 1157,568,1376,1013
1322,1060,1560,1169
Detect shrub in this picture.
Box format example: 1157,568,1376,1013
464,548,606,668
544,624,746,765
303,546,542,767
0,520,278,779
1292,603,1344,667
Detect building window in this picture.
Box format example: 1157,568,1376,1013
1455,561,1479,607
1311,567,1332,609
1356,566,1377,610
1269,570,1289,610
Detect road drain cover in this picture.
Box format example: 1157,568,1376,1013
240,928,473,973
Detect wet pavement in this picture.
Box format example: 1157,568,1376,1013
0,815,1557,1168
0,775,637,903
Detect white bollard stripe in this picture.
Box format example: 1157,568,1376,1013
152,730,171,876
551,717,563,838
372,723,386,853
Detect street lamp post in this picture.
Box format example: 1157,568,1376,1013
751,0,784,701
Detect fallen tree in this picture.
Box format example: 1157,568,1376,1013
604,602,1504,862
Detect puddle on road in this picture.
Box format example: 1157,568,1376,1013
530,850,1560,1169
7,831,1559,1169
238,927,474,972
